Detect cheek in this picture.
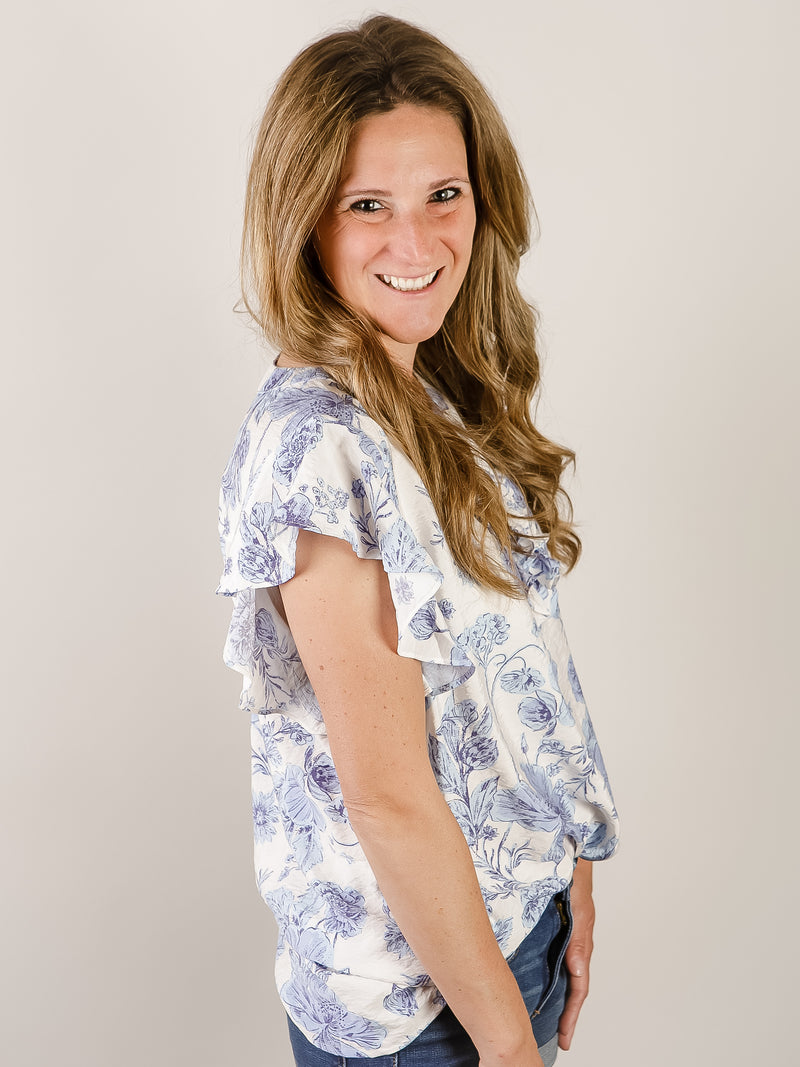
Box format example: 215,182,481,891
326,233,378,289
452,223,476,277
450,209,476,258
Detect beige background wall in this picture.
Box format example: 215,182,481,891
3,1,797,1064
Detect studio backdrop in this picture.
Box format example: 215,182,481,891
2,2,796,1065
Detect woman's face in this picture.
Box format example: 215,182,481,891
314,105,477,374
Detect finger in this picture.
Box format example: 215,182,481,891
558,946,591,1051
558,966,589,1049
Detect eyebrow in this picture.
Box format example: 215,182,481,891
338,176,471,199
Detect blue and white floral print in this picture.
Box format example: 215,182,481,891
218,365,618,1057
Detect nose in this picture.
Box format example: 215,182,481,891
387,210,437,269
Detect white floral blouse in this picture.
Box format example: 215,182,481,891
217,365,619,1058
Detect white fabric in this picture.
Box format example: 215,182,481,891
218,365,618,1058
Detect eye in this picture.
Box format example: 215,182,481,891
430,187,462,204
349,199,383,214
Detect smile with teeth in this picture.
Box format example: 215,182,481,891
379,269,440,292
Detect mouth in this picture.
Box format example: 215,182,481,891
378,269,440,292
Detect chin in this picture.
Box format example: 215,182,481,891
379,317,445,347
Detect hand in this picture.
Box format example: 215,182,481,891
558,858,595,1052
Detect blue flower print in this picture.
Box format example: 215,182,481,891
450,699,479,726
427,734,461,794
581,712,609,783
538,738,568,756
238,542,284,585
253,791,278,842
421,647,475,696
567,655,585,703
513,541,561,614
282,764,325,830
251,612,302,709
316,882,367,939
221,426,249,509
518,691,559,735
252,718,282,772
325,799,348,824
380,517,439,575
354,428,390,482
520,876,567,929
429,521,445,547
312,478,350,523
393,576,414,605
253,717,315,778
500,667,546,694
493,916,514,952
383,984,417,1017
581,821,610,852
350,489,381,553
408,599,442,640
522,544,560,588
306,752,341,802
492,762,576,837
282,968,388,1054
273,417,324,487
383,906,413,958
267,887,334,969
274,492,316,529
456,613,510,664
267,383,355,429
459,735,499,770
439,598,455,619
254,608,279,650
283,721,314,746
280,763,325,873
248,501,273,534
226,595,256,665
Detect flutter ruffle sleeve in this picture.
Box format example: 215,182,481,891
217,372,474,701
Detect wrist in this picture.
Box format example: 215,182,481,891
472,999,539,1063
477,1033,541,1066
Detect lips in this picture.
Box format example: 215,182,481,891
378,269,440,292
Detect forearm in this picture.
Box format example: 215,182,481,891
348,787,540,1064
573,856,593,896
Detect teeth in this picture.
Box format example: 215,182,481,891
379,270,438,291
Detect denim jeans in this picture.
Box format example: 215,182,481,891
287,888,573,1066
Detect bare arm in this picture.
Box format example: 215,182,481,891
279,530,543,1066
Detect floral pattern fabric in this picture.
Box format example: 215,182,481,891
218,365,618,1058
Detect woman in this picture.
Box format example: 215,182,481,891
218,15,618,1067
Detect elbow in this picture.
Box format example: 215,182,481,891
342,780,440,831
343,789,413,826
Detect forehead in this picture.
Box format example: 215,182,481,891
338,105,469,188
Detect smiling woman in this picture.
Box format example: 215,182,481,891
310,106,476,372
219,14,618,1067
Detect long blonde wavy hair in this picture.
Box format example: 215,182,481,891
242,15,580,596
